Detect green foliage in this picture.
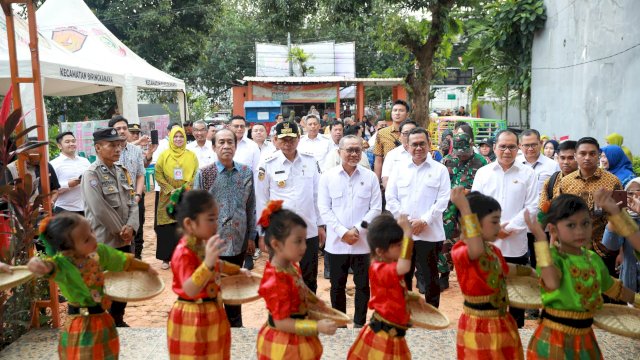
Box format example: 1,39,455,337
45,92,117,125
633,156,640,177
287,47,315,76
463,0,547,124
48,124,60,160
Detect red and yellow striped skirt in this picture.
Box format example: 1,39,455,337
456,307,524,360
59,312,119,360
256,323,323,360
527,311,602,360
347,324,411,360
167,300,231,360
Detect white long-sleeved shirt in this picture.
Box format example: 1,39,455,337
298,134,331,164
386,156,451,242
515,154,560,201
51,153,91,211
187,140,216,169
381,145,411,179
471,161,538,257
319,165,381,254
234,136,261,172
256,150,323,238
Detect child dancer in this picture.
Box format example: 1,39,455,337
526,194,640,359
256,200,337,360
27,213,154,359
348,213,421,359
450,188,528,359
166,188,250,359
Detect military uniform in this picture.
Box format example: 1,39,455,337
440,134,487,283
255,121,324,293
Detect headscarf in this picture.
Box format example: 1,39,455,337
440,129,453,156
625,177,640,218
159,127,198,182
543,139,559,157
602,145,636,187
606,132,633,161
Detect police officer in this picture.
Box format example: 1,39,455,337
256,121,326,293
81,127,139,327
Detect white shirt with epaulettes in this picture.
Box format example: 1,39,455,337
255,150,323,238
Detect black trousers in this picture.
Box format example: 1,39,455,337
327,252,370,326
504,254,529,328
52,207,83,216
300,236,319,293
220,252,246,327
110,245,131,324
527,233,537,269
134,193,145,259
404,241,442,308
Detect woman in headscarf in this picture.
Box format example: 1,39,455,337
601,145,636,188
154,127,199,269
606,132,633,161
542,139,559,159
602,177,640,292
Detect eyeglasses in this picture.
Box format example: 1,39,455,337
497,145,518,152
409,142,428,149
340,147,362,154
521,143,539,149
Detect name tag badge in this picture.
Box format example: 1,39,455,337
174,167,184,180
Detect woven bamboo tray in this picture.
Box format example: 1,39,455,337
309,307,352,326
0,266,34,291
593,304,640,339
507,276,542,309
408,297,450,330
220,274,262,305
103,271,164,302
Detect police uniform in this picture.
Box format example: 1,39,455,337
255,121,324,293
83,155,139,249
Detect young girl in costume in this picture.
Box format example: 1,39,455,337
348,213,423,359
450,188,531,359
27,213,154,359
256,200,337,360
526,193,640,359
166,188,250,359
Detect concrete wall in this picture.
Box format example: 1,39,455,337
531,0,640,151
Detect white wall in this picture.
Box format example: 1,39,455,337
531,0,640,150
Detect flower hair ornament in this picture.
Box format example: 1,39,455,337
537,200,551,226
38,215,56,256
258,200,284,228
166,184,190,217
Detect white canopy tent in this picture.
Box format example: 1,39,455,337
35,0,186,122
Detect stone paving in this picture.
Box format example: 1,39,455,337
1,327,639,359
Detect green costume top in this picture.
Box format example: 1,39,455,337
537,247,614,313
47,243,132,308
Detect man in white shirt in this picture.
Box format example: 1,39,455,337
298,115,331,164
251,123,276,155
318,135,382,327
471,129,538,327
186,120,216,169
386,127,450,307
516,129,560,273
256,121,326,293
229,115,260,173
51,131,91,214
381,120,416,188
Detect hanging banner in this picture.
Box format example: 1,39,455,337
251,83,337,103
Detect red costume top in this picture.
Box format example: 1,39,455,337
170,237,239,300
452,241,509,309
258,261,310,320
368,260,410,325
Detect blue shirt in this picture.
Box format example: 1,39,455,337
602,220,640,292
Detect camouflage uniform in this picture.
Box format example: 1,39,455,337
440,134,488,273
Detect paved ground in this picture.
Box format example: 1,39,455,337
2,193,639,358
2,327,639,359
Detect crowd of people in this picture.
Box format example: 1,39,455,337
3,99,640,359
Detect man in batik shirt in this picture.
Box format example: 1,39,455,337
439,133,487,289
